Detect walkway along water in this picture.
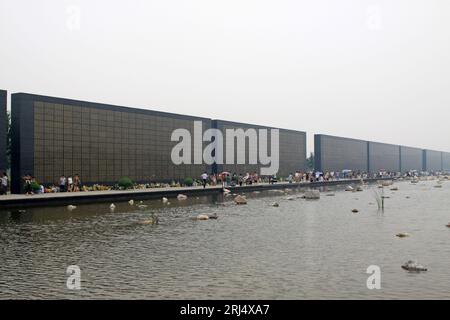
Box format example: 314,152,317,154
0,178,392,209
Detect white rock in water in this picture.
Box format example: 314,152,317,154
345,186,354,192
128,200,134,206
285,196,295,201
223,188,231,194
67,205,77,211
381,180,393,187
304,190,320,199
162,197,169,203
177,194,188,201
234,195,247,205
110,203,116,210
196,214,210,220
139,219,155,225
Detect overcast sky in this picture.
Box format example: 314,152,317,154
1,0,449,154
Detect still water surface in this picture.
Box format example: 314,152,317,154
1,180,449,299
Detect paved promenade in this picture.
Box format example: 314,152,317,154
0,178,389,209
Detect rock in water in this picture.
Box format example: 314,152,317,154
138,204,148,210
223,188,231,194
345,186,354,192
67,205,77,211
177,194,188,201
234,195,247,205
352,209,359,213
128,200,134,206
196,214,210,220
381,180,393,187
272,202,280,207
356,186,363,192
401,260,427,272
390,187,399,191
434,185,442,188
110,203,116,211
139,219,154,225
162,197,169,203
304,190,320,199
396,233,410,238
285,196,295,201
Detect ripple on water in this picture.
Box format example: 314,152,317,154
1,181,450,299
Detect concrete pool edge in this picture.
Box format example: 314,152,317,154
0,178,393,209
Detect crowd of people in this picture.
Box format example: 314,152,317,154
199,170,402,188
18,174,83,195
200,172,262,188
0,168,441,195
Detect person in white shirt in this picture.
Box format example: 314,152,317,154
0,172,8,195
200,172,208,189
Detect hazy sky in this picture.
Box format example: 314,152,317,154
1,0,449,154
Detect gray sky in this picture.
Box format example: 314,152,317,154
1,0,449,154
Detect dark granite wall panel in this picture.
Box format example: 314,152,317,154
213,120,306,177
442,152,450,171
400,146,423,172
314,135,368,172
12,93,211,192
424,150,442,172
0,90,6,172
368,142,400,173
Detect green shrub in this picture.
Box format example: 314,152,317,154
118,177,134,189
31,181,41,191
184,177,194,187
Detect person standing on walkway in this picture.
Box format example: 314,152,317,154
73,174,81,192
201,172,208,189
0,172,8,195
59,175,66,192
67,176,73,192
